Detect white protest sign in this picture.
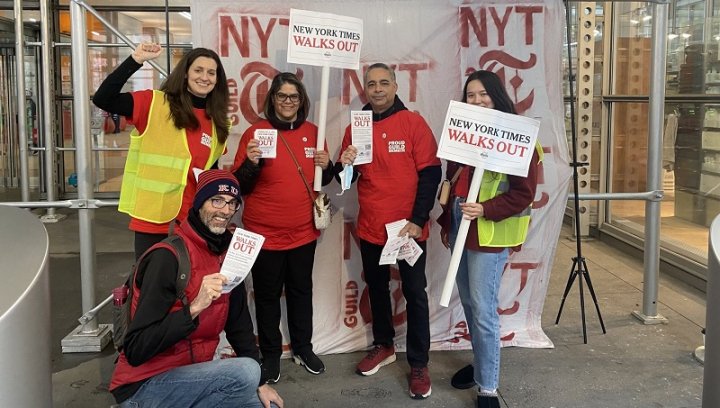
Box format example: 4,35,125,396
287,9,363,70
351,110,373,165
437,101,540,307
254,129,277,159
437,100,539,177
220,228,265,294
288,9,364,191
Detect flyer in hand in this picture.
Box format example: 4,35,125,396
220,228,265,293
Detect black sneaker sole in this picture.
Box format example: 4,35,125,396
292,354,326,375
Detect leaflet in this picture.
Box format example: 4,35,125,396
219,228,265,293
254,129,277,159
398,239,423,267
351,110,373,165
379,219,410,265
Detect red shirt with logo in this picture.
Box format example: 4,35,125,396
232,120,326,250
339,110,440,245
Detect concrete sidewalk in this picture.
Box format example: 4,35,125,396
46,207,706,407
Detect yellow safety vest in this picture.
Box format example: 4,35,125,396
476,143,544,247
118,90,225,223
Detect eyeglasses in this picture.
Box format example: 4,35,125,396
210,197,240,211
275,92,301,104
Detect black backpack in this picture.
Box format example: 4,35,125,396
112,235,191,352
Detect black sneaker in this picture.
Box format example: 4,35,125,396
477,394,500,408
261,357,280,384
451,364,475,389
293,350,326,375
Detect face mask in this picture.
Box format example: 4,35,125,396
337,164,354,196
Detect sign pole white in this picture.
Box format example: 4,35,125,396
314,63,330,191
439,167,484,307
286,9,363,190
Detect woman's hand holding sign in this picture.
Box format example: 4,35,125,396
460,202,484,220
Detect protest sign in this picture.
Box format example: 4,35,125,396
437,101,539,306
287,8,363,190
287,8,363,70
437,100,539,176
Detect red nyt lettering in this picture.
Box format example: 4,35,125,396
459,6,543,47
219,15,289,58
341,63,429,105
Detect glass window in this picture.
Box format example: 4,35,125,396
606,2,713,264
612,2,652,95
607,100,710,261
56,8,192,196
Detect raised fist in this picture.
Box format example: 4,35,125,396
131,42,162,64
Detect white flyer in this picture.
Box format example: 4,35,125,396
254,129,278,159
398,239,423,267
351,110,373,165
219,228,265,293
379,219,410,265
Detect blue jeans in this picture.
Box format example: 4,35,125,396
449,197,508,390
120,357,263,408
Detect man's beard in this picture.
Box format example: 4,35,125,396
200,208,231,234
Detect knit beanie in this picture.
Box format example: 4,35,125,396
192,169,240,211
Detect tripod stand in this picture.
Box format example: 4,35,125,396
553,163,607,343
554,0,606,344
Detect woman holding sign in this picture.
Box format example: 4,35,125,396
437,70,542,408
232,72,334,384
93,43,230,260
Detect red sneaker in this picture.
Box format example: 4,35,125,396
356,344,396,376
409,366,432,399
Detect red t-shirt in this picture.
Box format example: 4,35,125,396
339,110,440,245
232,120,325,250
126,90,215,234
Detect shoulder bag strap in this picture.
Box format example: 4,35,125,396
278,132,320,211
449,165,464,185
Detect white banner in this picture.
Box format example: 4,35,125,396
192,0,570,353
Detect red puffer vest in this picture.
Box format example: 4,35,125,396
109,221,228,391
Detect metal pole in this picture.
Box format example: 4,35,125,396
39,0,64,223
70,0,97,331
632,2,668,324
570,191,661,201
60,0,112,353
14,0,29,201
74,0,167,77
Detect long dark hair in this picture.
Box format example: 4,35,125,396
263,72,310,122
160,48,229,143
462,70,516,115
